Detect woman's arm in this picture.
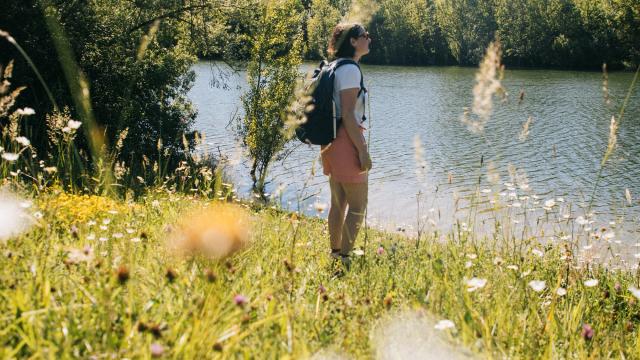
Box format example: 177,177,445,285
340,88,372,171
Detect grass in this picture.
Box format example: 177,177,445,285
2,188,640,359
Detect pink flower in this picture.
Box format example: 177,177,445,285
150,343,164,357
581,324,594,340
234,294,248,306
377,246,385,255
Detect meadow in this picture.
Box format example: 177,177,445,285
3,183,640,358
2,8,640,357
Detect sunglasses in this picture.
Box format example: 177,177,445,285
357,31,371,40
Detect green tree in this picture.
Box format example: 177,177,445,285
238,0,304,195
434,0,496,65
307,0,342,59
0,0,207,182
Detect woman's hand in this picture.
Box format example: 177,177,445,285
358,150,372,171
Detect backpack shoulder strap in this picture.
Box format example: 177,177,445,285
332,59,367,123
333,59,366,92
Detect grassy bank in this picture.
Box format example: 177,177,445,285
2,189,640,359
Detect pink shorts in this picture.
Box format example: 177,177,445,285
321,126,368,183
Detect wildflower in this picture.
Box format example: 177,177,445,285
15,137,30,146
150,343,164,357
544,199,556,208
581,324,594,341
383,294,393,308
556,287,567,296
465,261,473,269
0,190,33,243
112,232,124,239
576,216,589,225
506,265,519,271
205,268,217,282
493,257,503,266
603,232,615,241
66,246,94,265
234,294,248,307
16,107,35,116
481,188,491,194
130,237,141,243
67,120,82,130
165,268,178,283
532,249,544,257
318,284,327,294
528,280,546,292
376,246,385,255
167,203,250,259
152,200,160,208
43,166,57,174
466,278,487,292
614,283,621,293
628,287,640,300
353,249,364,256
1,152,19,161
116,265,130,284
434,319,455,330
313,202,327,213
584,279,598,287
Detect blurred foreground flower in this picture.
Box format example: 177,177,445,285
581,324,594,340
528,280,546,293
167,203,251,259
466,278,487,292
0,189,34,243
434,319,455,331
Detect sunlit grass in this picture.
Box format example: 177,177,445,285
1,188,640,358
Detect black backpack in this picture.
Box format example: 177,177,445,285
295,59,366,145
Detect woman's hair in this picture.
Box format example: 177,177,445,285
328,23,365,59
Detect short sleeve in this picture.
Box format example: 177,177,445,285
335,64,361,92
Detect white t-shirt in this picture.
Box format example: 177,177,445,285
333,60,367,123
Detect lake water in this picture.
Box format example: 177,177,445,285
189,61,640,251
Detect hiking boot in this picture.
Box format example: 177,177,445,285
340,254,351,270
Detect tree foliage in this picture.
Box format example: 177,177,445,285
303,0,639,69
0,0,206,180
237,0,304,195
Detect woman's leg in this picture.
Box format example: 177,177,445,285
328,177,347,251
340,182,368,256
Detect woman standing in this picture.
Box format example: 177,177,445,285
322,23,372,267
